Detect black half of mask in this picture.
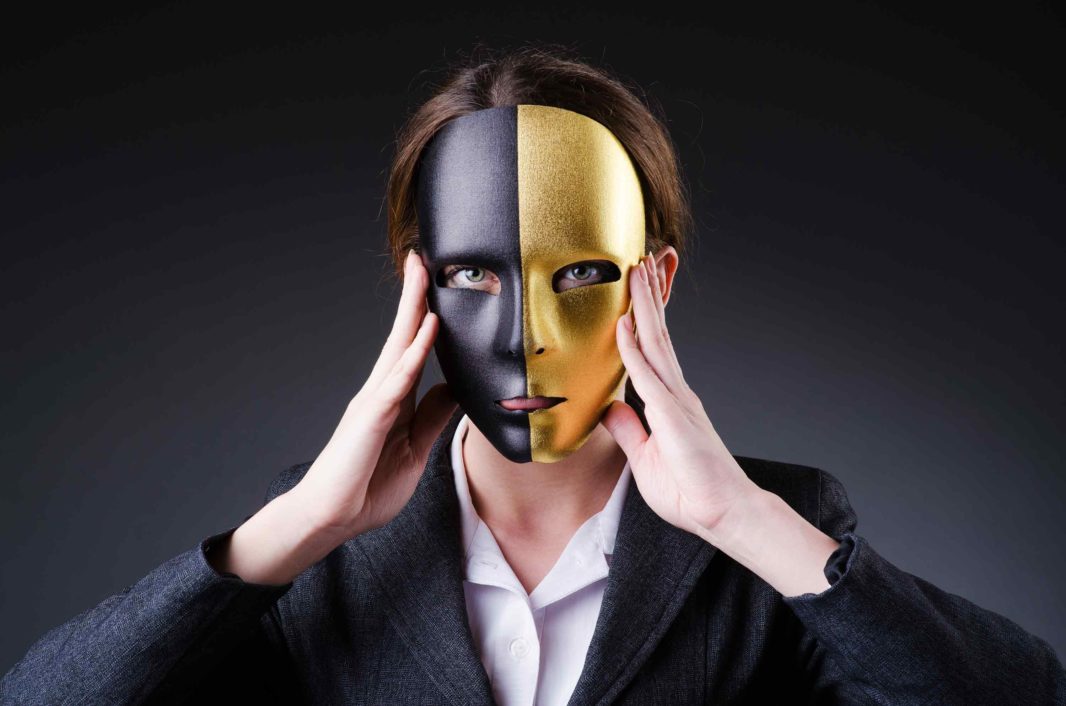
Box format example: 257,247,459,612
415,106,533,463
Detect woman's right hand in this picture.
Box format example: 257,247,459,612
293,248,458,544
210,249,456,586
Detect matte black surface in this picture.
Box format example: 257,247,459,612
416,106,533,462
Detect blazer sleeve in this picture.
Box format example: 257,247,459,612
1,466,308,706
782,468,1066,706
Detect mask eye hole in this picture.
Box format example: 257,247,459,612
552,260,621,293
437,264,501,295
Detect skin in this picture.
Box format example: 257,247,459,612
210,246,842,599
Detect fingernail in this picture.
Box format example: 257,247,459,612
637,260,647,283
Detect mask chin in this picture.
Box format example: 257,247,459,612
440,362,534,464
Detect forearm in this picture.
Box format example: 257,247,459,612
696,485,841,598
209,484,348,586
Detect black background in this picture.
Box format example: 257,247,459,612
2,1,1063,670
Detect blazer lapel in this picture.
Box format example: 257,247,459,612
348,408,496,706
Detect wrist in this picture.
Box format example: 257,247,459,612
695,481,769,551
292,481,370,546
224,486,349,586
695,486,840,597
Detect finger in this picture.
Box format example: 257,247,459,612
396,347,428,422
616,309,673,411
642,255,685,383
375,310,439,418
647,255,687,381
405,309,433,406
369,251,428,386
409,382,458,461
630,257,687,397
647,252,668,329
600,399,648,463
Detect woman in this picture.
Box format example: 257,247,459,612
2,45,1063,706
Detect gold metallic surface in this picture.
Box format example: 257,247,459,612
516,104,646,462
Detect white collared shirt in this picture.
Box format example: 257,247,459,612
450,414,632,706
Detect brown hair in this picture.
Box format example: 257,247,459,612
383,41,695,283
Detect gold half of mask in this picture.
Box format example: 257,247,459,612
516,104,646,462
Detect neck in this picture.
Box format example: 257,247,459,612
461,396,629,537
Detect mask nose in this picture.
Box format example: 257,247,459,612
499,276,547,359
502,316,546,357
507,345,545,357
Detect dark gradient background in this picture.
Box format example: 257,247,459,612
2,1,1063,671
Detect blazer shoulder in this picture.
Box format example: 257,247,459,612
263,461,314,504
733,455,858,539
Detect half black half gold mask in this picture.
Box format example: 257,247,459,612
416,104,645,463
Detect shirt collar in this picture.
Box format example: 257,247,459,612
450,413,631,563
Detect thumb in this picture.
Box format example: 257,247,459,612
409,382,459,461
601,399,648,464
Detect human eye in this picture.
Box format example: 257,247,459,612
438,264,501,295
552,260,621,293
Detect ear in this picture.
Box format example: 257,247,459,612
651,244,679,307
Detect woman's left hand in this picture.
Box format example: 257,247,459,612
601,253,761,543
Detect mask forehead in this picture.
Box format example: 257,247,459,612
517,104,645,272
416,106,519,271
517,105,645,460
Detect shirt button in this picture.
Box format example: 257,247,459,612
509,637,530,659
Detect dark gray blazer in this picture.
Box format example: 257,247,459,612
3,405,1064,705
